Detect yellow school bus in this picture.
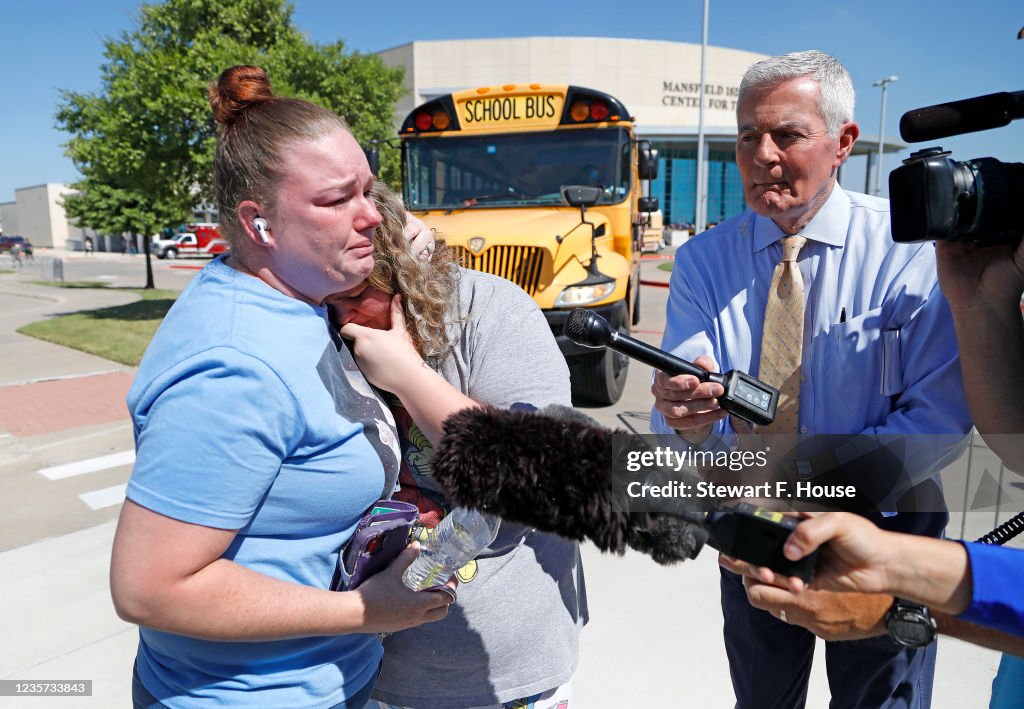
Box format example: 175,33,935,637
393,84,658,405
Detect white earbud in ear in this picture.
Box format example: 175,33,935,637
252,217,271,244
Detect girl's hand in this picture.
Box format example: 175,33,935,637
340,295,425,392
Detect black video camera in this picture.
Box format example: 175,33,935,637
889,90,1024,245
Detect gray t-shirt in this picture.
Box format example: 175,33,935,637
370,268,588,708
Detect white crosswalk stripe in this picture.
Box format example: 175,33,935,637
79,484,128,510
37,450,135,480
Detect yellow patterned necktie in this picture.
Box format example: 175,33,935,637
758,235,807,434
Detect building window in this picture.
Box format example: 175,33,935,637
648,143,746,230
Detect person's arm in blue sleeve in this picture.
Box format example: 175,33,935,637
650,250,727,440
959,542,1024,638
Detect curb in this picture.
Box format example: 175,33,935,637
640,279,670,289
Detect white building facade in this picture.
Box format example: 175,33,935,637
0,183,93,250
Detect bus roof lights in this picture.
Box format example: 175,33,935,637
559,87,631,126
400,95,461,134
569,101,590,122
414,111,433,131
432,111,451,130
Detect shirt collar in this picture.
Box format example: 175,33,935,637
751,185,851,253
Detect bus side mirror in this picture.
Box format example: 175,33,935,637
364,146,380,176
561,185,604,208
638,143,659,180
639,196,659,213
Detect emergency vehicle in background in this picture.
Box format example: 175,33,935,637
151,223,229,259
376,83,659,405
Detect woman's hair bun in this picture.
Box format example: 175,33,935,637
209,65,274,126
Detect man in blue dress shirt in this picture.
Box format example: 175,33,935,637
651,50,972,708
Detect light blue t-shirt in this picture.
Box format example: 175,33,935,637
126,256,401,708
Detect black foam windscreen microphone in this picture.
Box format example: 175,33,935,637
433,405,819,583
431,404,708,564
900,91,1024,142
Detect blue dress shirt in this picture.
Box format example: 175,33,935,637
651,187,971,506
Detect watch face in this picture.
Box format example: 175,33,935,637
888,604,936,648
893,619,932,645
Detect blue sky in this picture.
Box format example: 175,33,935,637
2,0,1021,203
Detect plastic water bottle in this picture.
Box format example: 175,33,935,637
403,507,501,590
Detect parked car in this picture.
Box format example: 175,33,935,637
0,236,26,253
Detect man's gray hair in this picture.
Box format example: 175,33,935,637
737,50,855,136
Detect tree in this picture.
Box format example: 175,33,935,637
57,0,405,288
63,182,178,288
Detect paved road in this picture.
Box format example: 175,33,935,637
0,249,1005,708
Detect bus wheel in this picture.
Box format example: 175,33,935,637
572,346,628,406
570,306,630,407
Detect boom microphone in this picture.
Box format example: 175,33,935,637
900,91,1024,143
433,405,820,583
432,404,708,564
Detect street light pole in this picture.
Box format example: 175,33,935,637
872,75,898,196
694,0,709,234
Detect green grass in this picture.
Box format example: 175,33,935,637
0,269,14,275
17,283,178,366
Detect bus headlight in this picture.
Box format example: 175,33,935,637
554,281,617,307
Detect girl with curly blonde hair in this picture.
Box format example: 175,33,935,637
331,182,586,709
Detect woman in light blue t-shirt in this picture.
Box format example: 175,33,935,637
111,66,454,709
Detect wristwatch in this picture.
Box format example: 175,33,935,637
885,598,936,648
795,458,814,480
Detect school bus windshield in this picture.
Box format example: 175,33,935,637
405,127,631,210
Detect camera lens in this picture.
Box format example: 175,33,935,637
891,148,1024,244
958,158,1024,243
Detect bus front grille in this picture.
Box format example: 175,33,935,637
450,245,546,296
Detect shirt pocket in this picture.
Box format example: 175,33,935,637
821,306,903,417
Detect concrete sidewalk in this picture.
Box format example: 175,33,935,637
0,271,141,707
0,264,1005,708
